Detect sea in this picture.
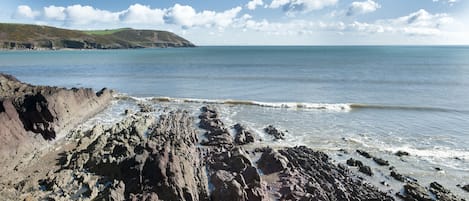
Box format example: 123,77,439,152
1,46,468,198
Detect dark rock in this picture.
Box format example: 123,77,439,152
138,103,155,112
210,170,246,201
373,157,389,166
257,148,289,174
233,123,255,145
0,73,113,161
395,150,410,157
277,146,394,200
461,184,469,192
356,150,373,158
359,165,373,176
429,182,463,201
198,105,233,146
390,170,417,183
346,158,364,167
400,182,432,201
264,125,285,140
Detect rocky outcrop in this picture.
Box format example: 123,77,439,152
233,123,255,145
0,73,113,162
198,105,233,146
263,125,285,140
198,105,394,201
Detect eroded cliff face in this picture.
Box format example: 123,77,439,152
0,74,113,161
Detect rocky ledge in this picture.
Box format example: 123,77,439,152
0,74,113,165
1,76,466,201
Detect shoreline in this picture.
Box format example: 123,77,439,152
0,74,467,200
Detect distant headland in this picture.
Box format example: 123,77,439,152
0,23,195,50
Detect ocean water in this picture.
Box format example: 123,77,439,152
1,46,469,197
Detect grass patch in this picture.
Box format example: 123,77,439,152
83,28,132,35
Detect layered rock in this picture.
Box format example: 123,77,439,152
0,73,113,162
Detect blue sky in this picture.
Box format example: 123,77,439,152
1,0,468,45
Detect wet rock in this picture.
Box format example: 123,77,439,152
264,125,285,140
395,150,410,157
373,157,389,166
346,158,364,167
400,182,432,201
461,184,469,192
359,165,373,176
257,148,289,174
277,146,394,200
137,103,154,112
124,109,133,115
429,182,463,201
390,170,417,183
199,105,233,146
233,123,255,145
356,150,372,158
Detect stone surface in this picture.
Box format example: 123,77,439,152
233,123,255,145
263,125,285,140
0,73,113,167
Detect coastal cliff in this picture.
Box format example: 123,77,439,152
0,23,195,50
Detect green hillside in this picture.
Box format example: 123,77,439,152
0,23,195,49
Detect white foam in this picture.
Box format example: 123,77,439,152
129,96,353,112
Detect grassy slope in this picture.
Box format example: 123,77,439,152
0,23,194,48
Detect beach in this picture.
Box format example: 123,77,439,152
0,46,468,200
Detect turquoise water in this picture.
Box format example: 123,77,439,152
1,46,469,196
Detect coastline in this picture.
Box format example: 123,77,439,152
0,74,467,200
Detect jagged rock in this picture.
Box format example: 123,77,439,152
395,151,410,157
210,170,246,201
64,111,208,200
429,182,463,201
277,146,394,200
0,73,113,165
461,184,469,192
346,158,364,167
400,182,432,201
199,105,233,146
138,103,155,112
359,165,373,176
373,157,389,166
233,123,255,145
390,170,417,183
257,148,289,174
264,125,285,140
356,150,372,158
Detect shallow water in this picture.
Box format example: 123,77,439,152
1,46,468,197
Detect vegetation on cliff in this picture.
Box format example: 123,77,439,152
0,23,195,49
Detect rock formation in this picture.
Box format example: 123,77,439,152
0,73,113,165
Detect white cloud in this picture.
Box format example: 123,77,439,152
269,0,338,14
246,0,264,10
347,0,381,16
64,5,120,25
43,6,66,21
348,9,454,36
13,5,40,19
164,4,242,29
120,4,165,25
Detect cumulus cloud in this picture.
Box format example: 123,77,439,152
269,0,338,14
347,9,454,36
346,0,381,16
120,4,165,25
164,4,242,29
13,4,242,29
43,6,66,21
246,0,264,10
13,5,40,19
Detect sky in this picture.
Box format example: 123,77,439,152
1,0,468,45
